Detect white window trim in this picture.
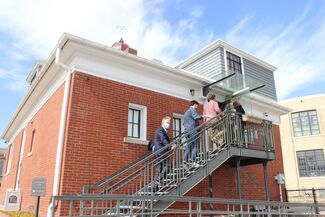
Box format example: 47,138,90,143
296,149,325,178
125,103,147,144
173,113,184,136
4,144,14,176
290,110,320,137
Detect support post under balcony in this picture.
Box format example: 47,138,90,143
236,159,242,200
263,161,270,201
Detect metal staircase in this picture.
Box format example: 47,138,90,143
78,111,275,216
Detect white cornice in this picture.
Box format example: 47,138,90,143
176,39,277,72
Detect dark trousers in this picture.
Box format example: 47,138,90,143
154,155,170,183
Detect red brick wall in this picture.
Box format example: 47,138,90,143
0,83,65,216
60,72,285,201
59,72,192,196
1,70,286,216
0,131,23,204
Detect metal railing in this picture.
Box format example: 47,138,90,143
59,111,276,216
52,194,325,217
82,111,274,196
286,188,325,214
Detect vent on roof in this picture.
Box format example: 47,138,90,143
26,61,45,86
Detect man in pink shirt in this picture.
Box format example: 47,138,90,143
203,93,223,152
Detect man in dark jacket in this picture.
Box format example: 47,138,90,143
153,116,171,186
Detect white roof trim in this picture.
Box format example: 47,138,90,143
176,39,277,72
278,94,325,103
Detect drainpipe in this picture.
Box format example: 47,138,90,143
15,129,26,189
47,48,72,217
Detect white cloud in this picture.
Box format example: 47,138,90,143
0,67,28,91
0,0,213,88
224,8,325,100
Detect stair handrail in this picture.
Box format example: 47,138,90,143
82,113,225,193
84,131,186,190
83,110,274,195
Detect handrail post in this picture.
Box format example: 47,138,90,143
312,188,320,215
204,126,209,161
79,200,83,216
263,161,270,201
51,197,55,217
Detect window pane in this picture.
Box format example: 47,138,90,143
291,110,319,137
133,124,139,138
133,110,140,124
128,123,133,137
176,119,180,131
309,110,316,116
128,109,133,123
294,131,302,137
297,149,325,177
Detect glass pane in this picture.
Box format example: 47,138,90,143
133,110,140,124
294,131,302,137
128,123,133,137
128,109,133,123
297,150,325,177
303,129,311,136
308,110,317,116
133,124,139,138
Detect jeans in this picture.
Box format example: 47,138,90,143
183,132,200,162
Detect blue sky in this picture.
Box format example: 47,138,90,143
0,0,325,148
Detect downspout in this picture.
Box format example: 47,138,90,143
47,48,72,217
15,129,26,189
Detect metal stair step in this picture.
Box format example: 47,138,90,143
107,213,136,217
137,191,168,195
119,205,149,209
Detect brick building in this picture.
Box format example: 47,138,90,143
0,33,289,216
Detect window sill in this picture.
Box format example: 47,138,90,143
299,176,325,180
123,137,149,146
293,134,320,139
27,152,33,157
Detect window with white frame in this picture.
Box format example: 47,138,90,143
173,114,184,138
297,149,325,177
226,51,242,74
127,103,147,140
5,144,13,174
291,110,320,137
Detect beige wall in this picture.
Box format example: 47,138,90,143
279,94,325,190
